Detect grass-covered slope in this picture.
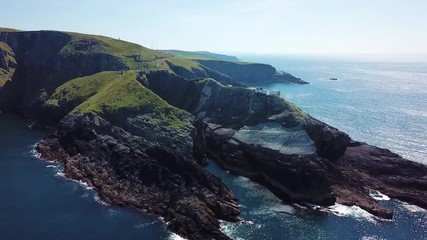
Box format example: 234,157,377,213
165,57,205,72
0,29,175,114
48,71,191,132
48,71,121,106
0,41,16,87
162,50,239,61
63,32,171,69
0,28,304,117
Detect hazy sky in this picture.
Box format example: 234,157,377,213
1,0,427,54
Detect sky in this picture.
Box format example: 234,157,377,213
1,0,427,55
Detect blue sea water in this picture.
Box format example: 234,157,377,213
1,55,426,240
208,54,427,240
0,115,172,240
239,54,427,165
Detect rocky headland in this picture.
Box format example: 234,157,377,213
1,28,426,239
195,59,309,85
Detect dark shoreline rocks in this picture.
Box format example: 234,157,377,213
2,29,427,240
144,71,427,220
195,59,309,85
36,113,240,240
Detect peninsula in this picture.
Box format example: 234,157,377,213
1,28,426,240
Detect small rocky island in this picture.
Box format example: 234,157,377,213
1,28,426,240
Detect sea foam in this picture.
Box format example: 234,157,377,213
368,189,391,201
328,204,376,222
400,202,427,213
168,233,188,240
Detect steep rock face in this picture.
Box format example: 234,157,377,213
164,58,236,86
37,113,239,240
35,70,240,239
146,71,339,205
0,31,126,115
2,29,426,239
143,70,202,117
204,124,336,205
144,70,427,219
303,119,351,160
196,59,308,85
332,143,427,218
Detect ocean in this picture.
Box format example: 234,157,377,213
239,54,427,165
0,115,172,240
1,55,426,239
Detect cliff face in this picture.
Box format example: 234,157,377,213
0,31,131,115
164,58,236,85
145,70,427,219
0,29,244,239
2,29,427,239
196,59,308,85
37,112,239,240
36,70,240,240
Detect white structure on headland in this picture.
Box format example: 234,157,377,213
270,89,281,97
248,87,280,97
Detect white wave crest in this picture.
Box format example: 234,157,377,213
168,233,188,240
94,195,108,206
328,204,376,222
400,202,427,213
219,221,245,240
361,235,386,240
368,189,391,201
46,164,60,168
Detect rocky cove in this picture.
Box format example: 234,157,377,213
1,29,427,240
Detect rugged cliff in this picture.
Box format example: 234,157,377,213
36,70,240,240
0,29,242,239
196,59,309,85
163,50,308,85
1,29,426,239
145,70,427,219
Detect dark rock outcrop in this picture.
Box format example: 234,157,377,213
332,143,427,218
165,59,236,86
0,31,126,116
2,29,427,239
144,70,427,219
37,112,240,240
196,59,309,85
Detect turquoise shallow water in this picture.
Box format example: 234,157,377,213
1,55,426,239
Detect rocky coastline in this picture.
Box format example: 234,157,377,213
1,29,427,239
145,70,427,220
36,113,240,240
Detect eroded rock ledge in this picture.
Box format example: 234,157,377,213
37,113,240,240
146,70,427,220
2,29,426,240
